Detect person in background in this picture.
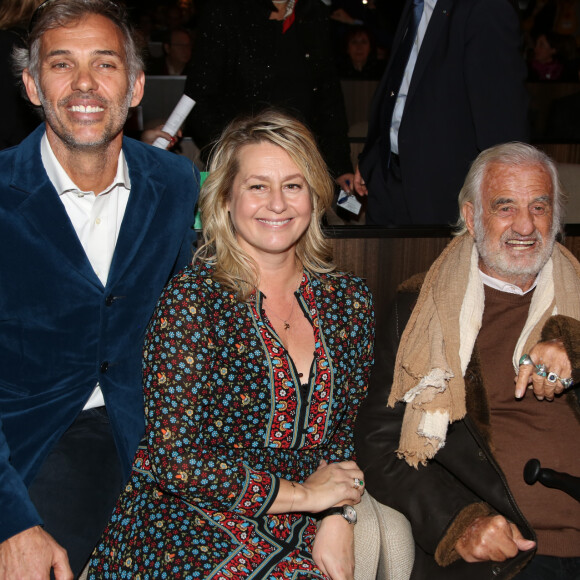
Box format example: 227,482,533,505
354,0,529,226
0,0,42,149
528,31,577,81
184,0,354,192
146,27,193,75
356,142,580,579
529,32,565,80
339,25,386,80
89,109,374,579
0,0,199,577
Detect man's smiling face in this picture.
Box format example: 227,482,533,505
23,13,144,152
464,162,555,292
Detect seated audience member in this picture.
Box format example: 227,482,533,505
0,0,42,149
528,31,576,81
529,32,563,80
89,110,374,579
146,27,193,75
339,25,386,80
356,142,580,580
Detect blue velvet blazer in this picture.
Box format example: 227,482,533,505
0,125,199,543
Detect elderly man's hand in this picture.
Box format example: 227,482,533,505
455,515,535,563
515,340,572,400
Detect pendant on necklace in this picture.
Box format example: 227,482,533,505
284,322,290,330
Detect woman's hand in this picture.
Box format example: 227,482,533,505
267,460,364,515
300,460,364,513
312,516,355,580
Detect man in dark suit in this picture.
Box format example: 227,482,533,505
354,0,529,226
0,1,198,577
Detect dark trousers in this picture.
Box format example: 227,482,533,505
366,152,412,226
515,555,580,580
28,406,124,578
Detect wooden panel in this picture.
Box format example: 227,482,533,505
536,143,580,164
329,235,451,326
328,230,580,326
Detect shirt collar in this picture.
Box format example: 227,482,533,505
479,269,537,295
40,132,131,198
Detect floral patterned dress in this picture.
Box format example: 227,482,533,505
89,262,374,579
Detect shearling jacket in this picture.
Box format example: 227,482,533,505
355,275,580,580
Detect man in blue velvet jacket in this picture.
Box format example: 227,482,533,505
0,1,199,577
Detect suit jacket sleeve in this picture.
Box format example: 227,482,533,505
0,430,43,543
173,163,199,274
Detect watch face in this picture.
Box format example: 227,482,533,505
343,505,357,524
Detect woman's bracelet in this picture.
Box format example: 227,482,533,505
289,481,296,512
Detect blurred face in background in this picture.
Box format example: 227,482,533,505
164,29,192,73
347,32,371,69
534,34,556,63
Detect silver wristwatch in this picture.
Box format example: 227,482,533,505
317,505,357,524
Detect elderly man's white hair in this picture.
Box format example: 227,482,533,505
454,142,565,237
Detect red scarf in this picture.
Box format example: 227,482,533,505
282,0,298,33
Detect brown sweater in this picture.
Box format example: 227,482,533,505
477,285,580,557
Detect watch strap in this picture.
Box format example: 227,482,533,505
317,505,356,524
317,506,345,520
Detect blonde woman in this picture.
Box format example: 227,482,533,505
90,110,374,579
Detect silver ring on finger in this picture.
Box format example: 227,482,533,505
560,377,574,390
535,363,547,377
547,372,559,384
519,354,534,366
353,478,364,490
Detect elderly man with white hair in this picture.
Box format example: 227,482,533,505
356,142,580,580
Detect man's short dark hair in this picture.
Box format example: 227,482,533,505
13,0,143,87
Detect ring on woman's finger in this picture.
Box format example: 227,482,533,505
535,363,547,377
519,354,534,366
547,372,559,383
353,478,364,490
560,377,574,390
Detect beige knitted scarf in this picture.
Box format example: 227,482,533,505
389,234,580,467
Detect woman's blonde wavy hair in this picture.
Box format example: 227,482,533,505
195,109,336,301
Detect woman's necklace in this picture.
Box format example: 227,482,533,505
269,297,296,330
264,271,302,331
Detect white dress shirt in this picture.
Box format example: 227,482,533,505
40,133,131,409
479,269,537,295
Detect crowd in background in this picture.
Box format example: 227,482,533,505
122,0,580,82
4,0,580,154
